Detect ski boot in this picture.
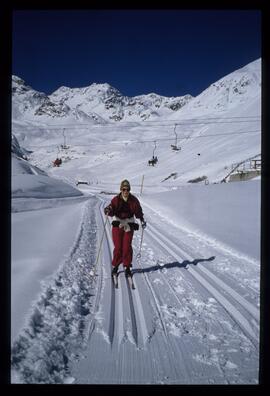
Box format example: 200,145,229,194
125,267,132,278
111,266,119,277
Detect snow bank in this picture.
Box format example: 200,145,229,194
11,198,98,383
141,179,260,261
12,174,83,198
11,200,86,341
12,155,83,198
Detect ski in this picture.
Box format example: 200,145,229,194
112,274,118,288
127,275,135,290
111,270,135,289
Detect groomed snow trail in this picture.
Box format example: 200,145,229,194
70,195,259,384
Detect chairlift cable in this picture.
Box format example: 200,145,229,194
24,129,261,149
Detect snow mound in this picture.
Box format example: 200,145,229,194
12,154,82,198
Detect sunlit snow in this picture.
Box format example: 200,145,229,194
11,59,261,384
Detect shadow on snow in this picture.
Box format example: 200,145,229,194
132,256,216,274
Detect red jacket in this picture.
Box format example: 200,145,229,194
105,193,144,221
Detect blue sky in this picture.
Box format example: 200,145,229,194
12,10,261,97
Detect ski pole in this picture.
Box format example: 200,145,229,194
136,227,144,259
91,214,109,277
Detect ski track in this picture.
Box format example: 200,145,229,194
132,202,259,382
141,199,260,305
99,198,149,351
146,223,260,344
70,194,259,384
11,192,260,384
132,240,258,383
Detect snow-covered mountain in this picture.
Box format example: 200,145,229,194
11,58,261,190
169,58,261,118
49,83,193,122
12,76,193,124
12,76,106,125
12,58,260,127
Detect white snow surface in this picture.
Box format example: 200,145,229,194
11,59,261,384
12,153,83,199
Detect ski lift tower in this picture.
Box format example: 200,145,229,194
171,124,181,151
61,128,69,150
153,140,157,158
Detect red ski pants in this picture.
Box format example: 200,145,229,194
112,227,134,268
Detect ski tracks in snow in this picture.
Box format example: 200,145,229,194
72,195,259,384
71,200,161,384
133,200,260,383
70,198,195,384
146,223,260,345
12,192,259,384
100,201,148,349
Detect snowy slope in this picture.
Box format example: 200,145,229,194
12,139,83,199
166,58,261,117
11,58,261,384
11,59,261,188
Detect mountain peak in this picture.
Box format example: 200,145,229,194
90,82,114,89
12,75,26,85
174,58,261,116
12,58,260,124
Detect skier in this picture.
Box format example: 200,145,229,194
104,179,146,278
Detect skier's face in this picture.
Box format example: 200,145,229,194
121,187,130,198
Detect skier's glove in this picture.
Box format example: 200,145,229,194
104,205,112,215
141,220,147,229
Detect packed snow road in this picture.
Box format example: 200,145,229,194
71,193,259,384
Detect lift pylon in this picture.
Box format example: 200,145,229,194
61,128,70,150
171,124,181,151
